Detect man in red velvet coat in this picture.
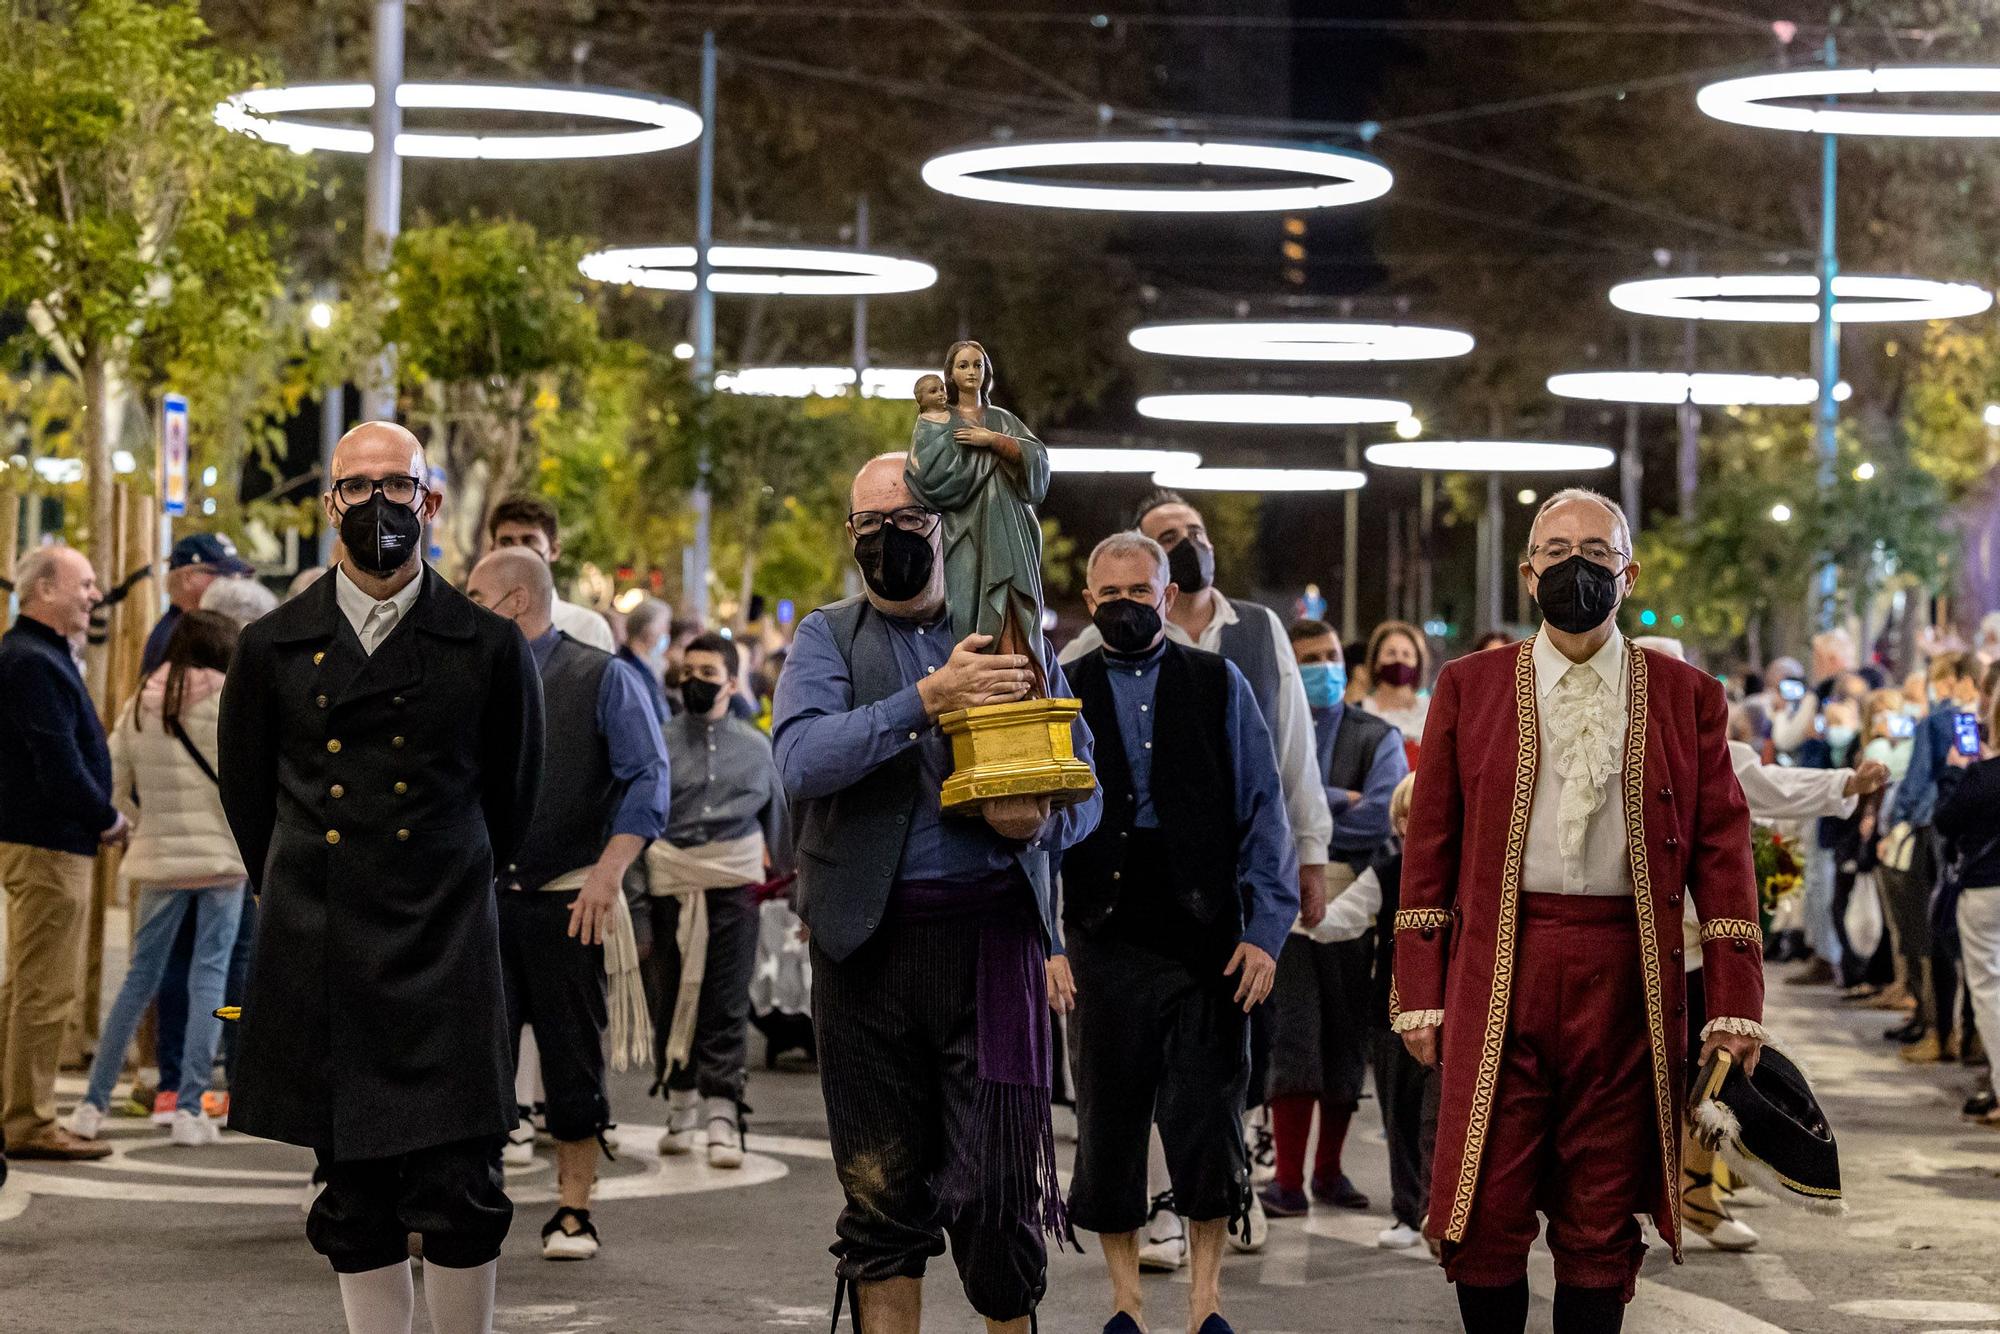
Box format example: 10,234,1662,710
1394,489,1766,1334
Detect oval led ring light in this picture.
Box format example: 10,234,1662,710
1607,273,1991,325
1150,465,1366,492
580,245,937,297
216,82,702,159
1137,393,1411,426
1050,448,1203,474
1365,441,1616,472
1698,66,2000,137
1547,371,1841,407
715,367,933,399
922,139,1393,213
1128,320,1473,363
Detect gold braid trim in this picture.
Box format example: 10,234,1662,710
1700,918,1763,948
1445,641,1537,1243
1394,908,1452,933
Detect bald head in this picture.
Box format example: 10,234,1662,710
331,421,424,483
850,452,914,514
467,547,555,638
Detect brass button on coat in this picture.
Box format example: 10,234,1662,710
393,781,408,796
326,739,342,754
330,785,345,799
313,651,326,665
396,829,411,842
325,830,341,845
391,736,406,749
316,695,329,708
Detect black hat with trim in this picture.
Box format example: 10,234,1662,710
1690,1045,1842,1215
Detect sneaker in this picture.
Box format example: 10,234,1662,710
540,1206,600,1260
705,1096,744,1169
503,1118,536,1167
8,1127,112,1161
658,1090,699,1156
1701,1217,1760,1251
1311,1173,1371,1210
1228,1189,1268,1254
1245,1107,1276,1186
1137,1192,1186,1272
149,1090,179,1126
201,1091,230,1120
1258,1181,1309,1218
169,1109,220,1147
1377,1222,1423,1249
66,1101,106,1141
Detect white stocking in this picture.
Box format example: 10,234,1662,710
420,1258,498,1334
336,1261,414,1334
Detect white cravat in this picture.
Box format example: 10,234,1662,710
1523,629,1633,895
1547,663,1621,868
359,600,401,655
333,564,421,657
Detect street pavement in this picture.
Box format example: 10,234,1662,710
3,971,1998,1333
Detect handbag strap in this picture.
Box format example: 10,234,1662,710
168,718,221,787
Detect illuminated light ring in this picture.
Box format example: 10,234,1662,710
1547,370,1839,407
215,82,702,160
1608,273,1992,325
1049,448,1202,474
1149,466,1366,493
715,367,932,399
1128,320,1473,363
1365,441,1617,472
579,245,937,297
1698,66,2000,138
921,139,1393,214
1137,393,1411,426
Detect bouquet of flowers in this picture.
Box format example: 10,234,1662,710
1752,825,1804,916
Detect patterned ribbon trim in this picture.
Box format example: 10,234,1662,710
1700,918,1763,947
1393,908,1452,933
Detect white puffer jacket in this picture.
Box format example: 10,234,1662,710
110,667,247,888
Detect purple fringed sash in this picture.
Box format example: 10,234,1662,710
890,876,1069,1244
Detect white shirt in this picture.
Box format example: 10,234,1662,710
1727,740,1857,823
1061,588,1333,865
334,563,423,656
1360,693,1428,744
1523,626,1633,896
552,596,616,652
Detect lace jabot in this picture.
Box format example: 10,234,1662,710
1543,663,1622,871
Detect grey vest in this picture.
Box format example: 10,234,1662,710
507,634,617,892
792,597,1055,963
1217,599,1282,734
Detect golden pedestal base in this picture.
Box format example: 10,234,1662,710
938,697,1097,811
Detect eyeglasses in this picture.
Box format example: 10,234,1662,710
1530,539,1628,567
331,475,425,507
848,506,941,538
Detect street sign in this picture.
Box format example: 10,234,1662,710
161,394,189,517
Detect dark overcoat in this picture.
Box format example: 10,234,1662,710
217,566,543,1161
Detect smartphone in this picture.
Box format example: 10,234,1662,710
1887,713,1916,740
1953,710,1983,758
1778,678,1807,702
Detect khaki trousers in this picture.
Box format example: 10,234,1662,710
0,842,95,1144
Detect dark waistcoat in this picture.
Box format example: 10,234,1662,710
1320,704,1398,866
1217,598,1280,731
508,634,618,892
1063,642,1239,935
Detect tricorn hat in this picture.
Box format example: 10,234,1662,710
1691,1046,1843,1214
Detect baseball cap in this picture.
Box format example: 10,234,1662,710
169,533,254,576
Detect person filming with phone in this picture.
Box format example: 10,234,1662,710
1937,681,2000,1127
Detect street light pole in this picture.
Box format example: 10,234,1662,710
852,194,870,381
1622,323,1643,543
687,29,718,627
1812,34,1842,631
1341,427,1359,640
362,0,403,422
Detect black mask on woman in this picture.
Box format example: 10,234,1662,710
853,526,937,603
1534,554,1623,635
339,494,423,578
1093,597,1163,656
680,677,724,717
1167,539,1215,594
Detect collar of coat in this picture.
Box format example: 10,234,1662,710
268,563,480,646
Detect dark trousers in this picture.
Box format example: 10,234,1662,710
498,891,609,1143
1831,867,1895,990
1268,935,1370,1105
308,1136,511,1273
813,913,1046,1322
1883,844,1938,1027
1373,1029,1434,1231
1066,929,1250,1232
646,886,759,1101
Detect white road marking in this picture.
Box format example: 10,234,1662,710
1258,1227,1311,1286
1740,1253,1812,1302
1833,1300,2000,1322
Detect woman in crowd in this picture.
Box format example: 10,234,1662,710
1937,687,2000,1126
66,610,246,1147
1358,620,1430,766
1842,690,1915,1004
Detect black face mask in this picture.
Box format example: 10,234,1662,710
680,677,724,717
854,526,936,603
339,494,423,578
1093,597,1163,656
1167,539,1215,594
1534,554,1624,635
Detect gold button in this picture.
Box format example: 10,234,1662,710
393,781,408,796
391,735,406,749
392,696,405,707
313,651,325,665
325,830,341,845
316,695,329,709
396,828,410,842
330,785,345,799
326,739,342,754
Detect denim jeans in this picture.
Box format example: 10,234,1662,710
1803,842,1842,969
83,883,246,1113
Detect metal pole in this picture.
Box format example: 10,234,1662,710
1485,471,1504,632
1417,471,1434,623
687,30,718,626
1622,324,1643,543
319,384,343,565
1676,252,1699,523
1341,427,1359,640
1812,34,1841,631
852,194,870,384
361,0,403,421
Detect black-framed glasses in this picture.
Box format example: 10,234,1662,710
848,506,941,538
332,474,425,507
1530,538,1628,567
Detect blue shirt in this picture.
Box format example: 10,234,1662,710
529,629,670,842
772,605,1102,884
614,645,670,727
1892,702,1964,829
1312,701,1409,861
1096,642,1299,959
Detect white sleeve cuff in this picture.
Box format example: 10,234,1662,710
1392,1009,1444,1033
1699,1017,1772,1044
